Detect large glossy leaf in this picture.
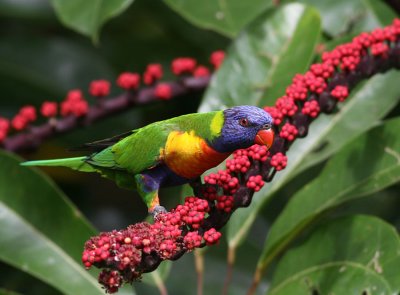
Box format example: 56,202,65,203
199,3,321,112
226,70,400,250
0,151,103,294
258,117,400,272
268,215,400,294
50,0,133,42
300,0,397,37
163,0,273,38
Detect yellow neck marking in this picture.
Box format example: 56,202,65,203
210,111,224,137
163,130,229,179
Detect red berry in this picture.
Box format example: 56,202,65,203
0,117,10,132
247,144,269,161
204,170,239,194
66,89,84,102
184,231,202,249
353,32,374,48
302,100,320,118
203,228,222,245
371,28,386,43
370,42,389,57
341,55,360,71
117,72,140,90
11,114,28,131
304,72,327,94
275,96,298,116
280,123,298,141
72,100,89,116
89,80,111,97
193,65,210,77
210,50,225,69
226,155,251,173
155,83,172,100
19,105,36,122
310,62,335,79
246,175,264,192
270,153,287,171
60,101,72,117
216,195,234,212
61,98,89,117
143,63,163,85
41,101,57,117
264,106,283,126
331,85,349,102
322,49,342,67
286,81,308,101
171,57,197,75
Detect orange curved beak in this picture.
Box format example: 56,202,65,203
255,129,274,149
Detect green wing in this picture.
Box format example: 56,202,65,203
86,111,221,174
87,122,172,174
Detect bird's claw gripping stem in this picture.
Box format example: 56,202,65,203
150,205,168,219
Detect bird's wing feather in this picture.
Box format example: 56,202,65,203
87,121,174,173
114,122,177,173
70,130,136,152
85,112,220,174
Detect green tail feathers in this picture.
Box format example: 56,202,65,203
21,156,95,172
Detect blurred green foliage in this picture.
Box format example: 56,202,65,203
0,0,399,294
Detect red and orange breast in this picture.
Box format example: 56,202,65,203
162,131,229,179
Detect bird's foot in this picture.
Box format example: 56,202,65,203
150,205,168,220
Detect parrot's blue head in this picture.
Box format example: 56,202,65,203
211,105,274,153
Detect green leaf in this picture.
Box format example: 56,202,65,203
199,3,321,112
364,0,398,26
300,0,397,37
258,117,400,271
269,215,400,294
0,151,104,295
163,0,274,38
226,70,400,250
50,0,134,42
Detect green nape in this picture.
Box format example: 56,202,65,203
21,156,95,172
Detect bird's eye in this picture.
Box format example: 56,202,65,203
239,118,249,127
263,123,271,130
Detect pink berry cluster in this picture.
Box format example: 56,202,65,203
10,106,37,132
83,196,221,293
0,50,225,145
61,90,89,117
253,18,400,186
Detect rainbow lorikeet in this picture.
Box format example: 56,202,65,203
22,106,274,215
